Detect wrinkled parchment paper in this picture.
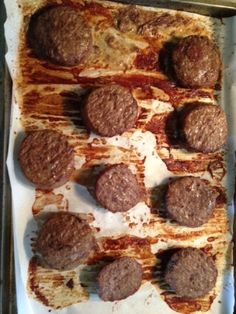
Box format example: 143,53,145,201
4,0,236,313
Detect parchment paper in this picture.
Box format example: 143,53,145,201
4,0,236,313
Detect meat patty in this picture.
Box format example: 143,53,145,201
172,35,221,88
95,164,142,213
18,129,74,190
165,248,217,298
166,176,216,227
82,85,138,137
27,6,92,66
98,256,143,301
180,103,227,153
36,212,98,270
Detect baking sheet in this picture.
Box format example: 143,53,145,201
4,0,236,313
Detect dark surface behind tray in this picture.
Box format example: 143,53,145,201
0,1,235,314
0,1,16,314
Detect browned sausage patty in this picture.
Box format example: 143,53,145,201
18,129,74,190
181,103,227,153
95,164,142,213
165,248,217,298
82,85,138,137
166,176,216,227
172,35,221,88
27,6,92,66
36,212,98,270
98,256,143,301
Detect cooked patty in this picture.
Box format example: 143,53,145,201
36,212,98,270
180,103,227,153
172,35,221,88
95,164,142,213
82,85,138,137
27,6,92,66
18,129,74,190
98,256,143,301
165,248,217,298
166,176,216,227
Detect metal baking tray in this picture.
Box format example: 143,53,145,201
0,1,235,314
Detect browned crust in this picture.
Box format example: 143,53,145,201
36,212,98,270
97,256,143,301
172,35,221,88
95,163,142,213
27,5,93,66
165,248,217,299
18,129,75,189
180,103,227,153
82,85,138,137
166,176,216,227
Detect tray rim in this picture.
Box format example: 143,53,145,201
114,0,236,16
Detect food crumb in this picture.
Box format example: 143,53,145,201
66,278,74,289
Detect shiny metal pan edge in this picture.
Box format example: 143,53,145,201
114,0,236,16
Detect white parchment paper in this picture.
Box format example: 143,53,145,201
4,1,236,313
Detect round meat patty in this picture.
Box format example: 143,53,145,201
98,256,143,301
172,35,221,88
18,129,74,190
165,248,217,298
27,6,92,66
82,85,138,137
166,176,216,227
95,164,142,213
181,103,227,153
36,212,98,270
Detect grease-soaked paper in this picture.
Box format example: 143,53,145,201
4,0,236,313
